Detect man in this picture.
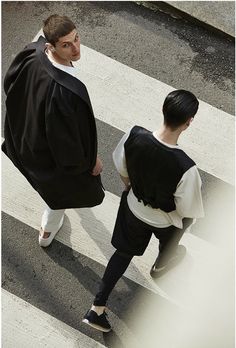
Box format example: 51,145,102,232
83,90,204,332
2,15,104,247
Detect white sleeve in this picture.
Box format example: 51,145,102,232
174,165,204,218
112,129,131,177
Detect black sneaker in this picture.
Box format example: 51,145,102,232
82,310,111,332
150,245,186,278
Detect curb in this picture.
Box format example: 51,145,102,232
136,1,235,42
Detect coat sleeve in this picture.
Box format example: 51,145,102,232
4,38,45,94
4,47,35,94
45,83,90,173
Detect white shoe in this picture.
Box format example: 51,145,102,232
39,216,64,247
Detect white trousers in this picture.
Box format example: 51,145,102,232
41,205,65,232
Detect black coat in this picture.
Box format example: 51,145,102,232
2,36,105,209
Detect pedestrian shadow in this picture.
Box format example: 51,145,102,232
103,331,125,348
73,208,157,296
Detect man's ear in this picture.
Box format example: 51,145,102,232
186,117,194,127
45,43,56,52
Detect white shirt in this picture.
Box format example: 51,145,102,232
113,129,204,229
46,51,77,78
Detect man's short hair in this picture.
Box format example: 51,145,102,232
163,90,199,129
43,14,76,46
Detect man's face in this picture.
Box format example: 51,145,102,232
54,29,81,62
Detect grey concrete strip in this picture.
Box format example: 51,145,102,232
2,289,106,348
165,1,235,38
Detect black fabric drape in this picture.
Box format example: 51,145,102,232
2,36,104,209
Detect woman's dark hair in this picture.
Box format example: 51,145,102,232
163,90,199,129
43,14,76,46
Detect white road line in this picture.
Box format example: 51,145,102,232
2,150,218,307
2,289,106,348
33,30,235,185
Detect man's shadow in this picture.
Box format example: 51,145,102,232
74,207,194,299
74,207,158,292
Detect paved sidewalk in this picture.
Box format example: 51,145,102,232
144,1,235,38
165,1,235,38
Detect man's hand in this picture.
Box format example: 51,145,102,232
91,156,103,176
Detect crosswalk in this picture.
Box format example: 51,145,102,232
2,289,105,348
2,29,234,348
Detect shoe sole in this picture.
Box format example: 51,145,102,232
150,246,187,278
82,318,111,333
39,215,64,247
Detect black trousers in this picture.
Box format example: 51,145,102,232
93,217,193,306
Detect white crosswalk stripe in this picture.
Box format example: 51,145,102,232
2,29,233,347
2,289,106,348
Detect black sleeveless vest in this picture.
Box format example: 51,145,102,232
124,126,195,212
